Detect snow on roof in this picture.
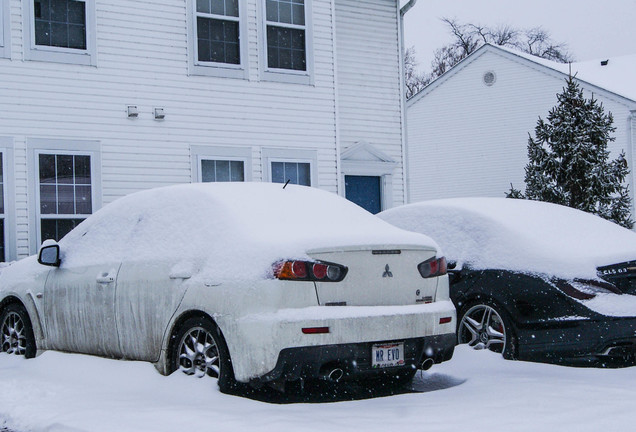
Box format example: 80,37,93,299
57,183,437,280
379,197,636,281
493,44,636,103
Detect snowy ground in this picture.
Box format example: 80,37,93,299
2,345,635,432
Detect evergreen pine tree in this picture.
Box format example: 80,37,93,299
507,77,633,229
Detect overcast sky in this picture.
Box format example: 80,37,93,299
403,0,636,72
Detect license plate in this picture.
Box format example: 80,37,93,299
371,342,405,368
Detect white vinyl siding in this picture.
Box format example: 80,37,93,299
0,0,406,258
23,0,97,65
334,0,405,206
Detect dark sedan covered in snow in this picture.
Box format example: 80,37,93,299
380,198,636,365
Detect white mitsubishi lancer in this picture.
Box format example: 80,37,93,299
0,183,455,392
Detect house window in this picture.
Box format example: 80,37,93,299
24,0,96,65
34,0,86,50
265,0,306,71
201,159,245,182
190,145,252,182
195,0,240,64
271,161,310,185
38,153,92,242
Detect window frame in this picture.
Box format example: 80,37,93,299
262,147,317,186
0,137,16,262
27,138,101,253
187,0,249,79
1,0,10,59
23,0,97,66
259,0,313,85
190,145,252,182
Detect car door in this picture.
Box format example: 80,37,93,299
115,259,190,361
43,262,122,357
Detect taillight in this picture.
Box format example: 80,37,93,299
418,256,447,278
556,279,621,300
273,260,347,282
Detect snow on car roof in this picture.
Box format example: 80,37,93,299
59,183,438,280
379,198,636,280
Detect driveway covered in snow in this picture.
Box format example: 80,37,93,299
1,346,634,432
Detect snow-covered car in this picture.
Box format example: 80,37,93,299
0,183,456,392
379,198,636,365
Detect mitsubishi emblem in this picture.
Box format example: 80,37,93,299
382,264,393,278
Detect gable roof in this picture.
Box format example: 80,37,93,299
409,43,636,107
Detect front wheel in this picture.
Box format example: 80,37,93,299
457,303,517,359
170,316,237,393
0,303,36,358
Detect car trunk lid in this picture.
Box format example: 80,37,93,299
307,245,439,306
598,260,636,294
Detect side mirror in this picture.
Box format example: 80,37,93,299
38,241,61,267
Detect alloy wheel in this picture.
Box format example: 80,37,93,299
458,304,506,353
1,311,27,355
177,327,220,378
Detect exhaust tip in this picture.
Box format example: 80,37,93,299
420,358,434,371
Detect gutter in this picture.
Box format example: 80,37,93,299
398,0,417,204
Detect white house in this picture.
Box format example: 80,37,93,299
406,43,636,214
0,0,415,262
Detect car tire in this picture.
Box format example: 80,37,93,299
0,303,37,359
457,301,518,360
170,316,237,393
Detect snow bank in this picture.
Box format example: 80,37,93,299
379,198,636,280
58,183,437,281
2,346,636,432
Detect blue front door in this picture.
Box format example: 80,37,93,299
345,175,381,214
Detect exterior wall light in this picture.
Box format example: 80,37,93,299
127,105,139,118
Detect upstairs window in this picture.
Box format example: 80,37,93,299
195,0,240,65
34,0,86,50
24,0,96,65
265,0,306,71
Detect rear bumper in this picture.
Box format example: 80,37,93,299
222,300,457,382
518,317,636,365
253,333,456,384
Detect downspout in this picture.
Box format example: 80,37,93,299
398,0,417,205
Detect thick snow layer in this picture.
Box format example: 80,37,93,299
378,198,636,280
56,183,437,281
2,346,635,432
495,44,636,102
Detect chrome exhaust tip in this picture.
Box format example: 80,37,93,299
327,368,344,382
420,358,434,371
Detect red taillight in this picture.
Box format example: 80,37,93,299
418,256,448,278
312,263,328,279
292,261,307,278
273,260,347,282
